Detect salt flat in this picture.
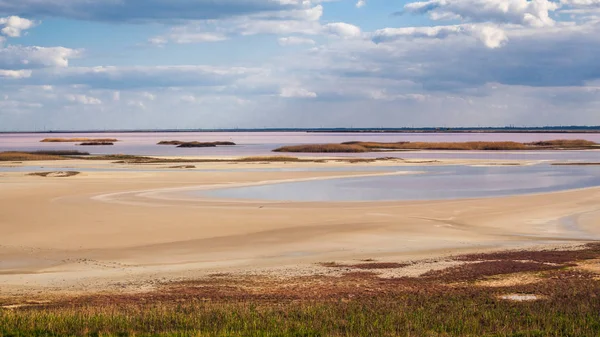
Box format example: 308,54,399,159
0,158,599,296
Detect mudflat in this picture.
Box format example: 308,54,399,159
0,158,599,296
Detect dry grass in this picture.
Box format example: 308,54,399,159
40,138,118,143
0,152,66,161
525,139,598,148
320,262,410,269
237,156,303,162
552,162,600,166
342,141,410,149
167,165,196,169
27,171,80,178
275,139,599,153
158,141,236,146
274,144,369,153
78,142,114,146
0,151,89,161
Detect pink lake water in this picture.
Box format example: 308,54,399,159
1,132,599,160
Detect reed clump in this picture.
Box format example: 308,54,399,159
344,141,528,150
273,144,369,153
525,139,598,149
40,138,118,143
275,139,599,152
0,151,88,161
78,142,114,146
158,141,236,147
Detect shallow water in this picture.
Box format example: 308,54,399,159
1,132,599,161
199,165,600,202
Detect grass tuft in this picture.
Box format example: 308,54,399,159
27,171,80,177
274,144,369,153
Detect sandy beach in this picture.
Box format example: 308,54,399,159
1,158,599,296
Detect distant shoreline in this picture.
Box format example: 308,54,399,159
1,127,600,134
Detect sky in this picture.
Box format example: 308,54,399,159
0,0,599,131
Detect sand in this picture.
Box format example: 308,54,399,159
0,158,599,296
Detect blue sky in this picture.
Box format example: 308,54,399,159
0,0,599,131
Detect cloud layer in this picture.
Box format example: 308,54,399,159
1,0,600,130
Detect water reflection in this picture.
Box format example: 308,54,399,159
200,165,600,201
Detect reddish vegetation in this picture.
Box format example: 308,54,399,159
2,244,600,336
421,260,567,282
320,262,410,269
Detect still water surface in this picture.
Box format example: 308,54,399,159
199,165,600,202
1,132,599,160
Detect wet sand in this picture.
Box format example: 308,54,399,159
0,158,599,296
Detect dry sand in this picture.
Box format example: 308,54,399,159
0,158,599,296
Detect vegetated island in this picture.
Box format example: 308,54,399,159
40,138,118,143
274,139,599,153
78,142,114,146
0,152,400,165
158,140,236,148
0,151,90,161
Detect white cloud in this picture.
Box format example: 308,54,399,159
150,30,228,45
0,16,36,37
65,94,102,105
180,95,196,102
403,0,559,27
280,87,317,98
0,69,31,78
0,45,80,69
278,36,316,45
356,0,366,8
560,0,600,7
142,92,156,100
323,22,362,37
112,91,120,101
127,100,146,109
148,5,325,45
26,65,264,89
372,24,508,48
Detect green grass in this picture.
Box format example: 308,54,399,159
2,285,600,336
